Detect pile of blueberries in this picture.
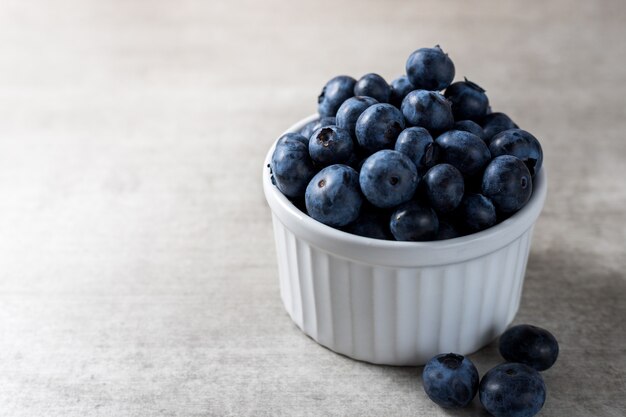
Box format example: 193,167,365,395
270,45,543,241
423,324,559,417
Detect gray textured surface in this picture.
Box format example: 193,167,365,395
0,0,625,416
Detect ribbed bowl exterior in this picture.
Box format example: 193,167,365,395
264,115,546,366
272,213,533,366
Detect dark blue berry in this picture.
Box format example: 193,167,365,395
453,120,486,141
343,208,392,240
423,164,464,213
271,138,316,198
308,126,354,166
359,150,418,208
389,75,414,107
401,90,454,132
435,130,491,176
489,129,543,177
436,220,461,240
482,155,532,214
405,45,455,91
457,193,497,233
354,73,391,103
300,116,336,139
318,75,356,117
390,201,438,241
444,79,489,121
277,132,309,147
355,103,405,154
479,363,546,417
305,164,362,227
394,127,437,172
422,353,479,408
336,96,379,138
499,324,559,371
481,112,518,143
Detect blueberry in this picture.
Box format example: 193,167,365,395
482,155,532,214
305,164,362,227
423,164,464,213
422,353,479,408
479,363,546,417
354,73,391,103
436,220,461,240
344,208,392,240
318,75,356,117
489,129,544,177
336,96,379,138
394,127,436,172
390,201,438,241
401,90,454,132
300,116,336,139
499,324,559,371
389,75,414,107
308,126,354,166
481,112,518,143
457,193,497,233
277,132,309,147
405,45,455,91
435,130,491,176
271,139,316,198
444,78,489,121
453,120,486,141
359,150,418,208
355,103,406,153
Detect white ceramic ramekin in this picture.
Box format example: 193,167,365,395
263,114,547,366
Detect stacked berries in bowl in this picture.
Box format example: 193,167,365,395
263,46,547,366
270,45,543,241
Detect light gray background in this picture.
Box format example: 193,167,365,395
0,0,625,416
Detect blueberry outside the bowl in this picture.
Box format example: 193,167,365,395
355,103,406,154
401,90,454,132
354,73,391,103
318,75,356,117
305,164,362,228
435,130,491,176
308,125,354,167
422,353,479,408
390,201,439,241
359,150,419,208
489,129,544,177
405,45,455,91
479,363,546,417
336,96,379,138
482,155,533,214
499,324,559,371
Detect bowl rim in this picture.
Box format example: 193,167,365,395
263,114,547,267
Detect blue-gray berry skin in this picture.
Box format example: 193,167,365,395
444,79,489,121
422,353,479,408
423,164,465,213
436,220,461,240
336,96,379,138
394,127,437,172
277,132,309,147
499,324,559,371
355,103,406,154
401,90,454,132
305,164,362,227
406,45,455,91
300,116,336,139
481,112,518,143
389,75,415,107
343,208,392,240
489,129,543,177
318,75,356,117
453,120,486,141
308,126,354,167
435,130,491,176
354,73,391,103
359,150,418,208
390,201,439,241
479,363,546,417
482,155,532,214
458,193,497,233
271,139,316,198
